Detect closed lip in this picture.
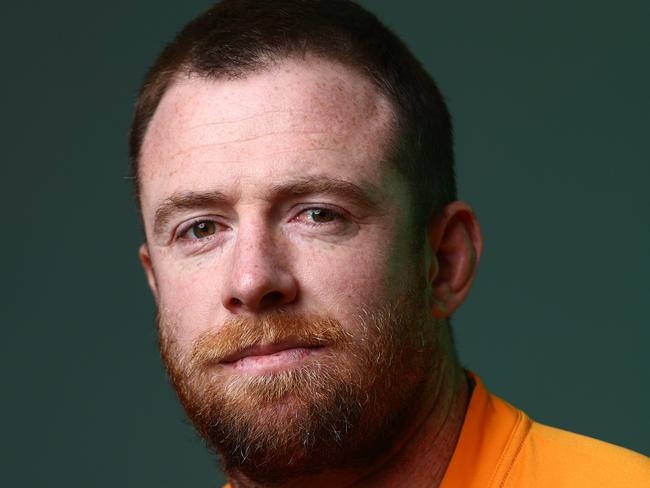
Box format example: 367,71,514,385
220,341,324,364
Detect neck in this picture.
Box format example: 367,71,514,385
356,363,469,487
227,359,470,488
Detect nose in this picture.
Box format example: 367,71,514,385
221,224,298,314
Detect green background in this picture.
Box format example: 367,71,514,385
3,0,648,485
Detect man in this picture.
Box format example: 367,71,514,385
129,0,650,486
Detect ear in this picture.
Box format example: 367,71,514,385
139,242,159,301
426,201,483,318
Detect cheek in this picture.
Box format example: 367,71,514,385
295,239,397,315
155,260,223,346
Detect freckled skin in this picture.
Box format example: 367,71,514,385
139,56,416,354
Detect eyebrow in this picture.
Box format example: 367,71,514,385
269,176,383,210
152,175,384,237
153,190,230,237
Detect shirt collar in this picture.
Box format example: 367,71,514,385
440,371,530,488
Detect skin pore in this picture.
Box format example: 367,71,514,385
137,55,482,487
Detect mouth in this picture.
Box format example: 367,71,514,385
220,342,325,373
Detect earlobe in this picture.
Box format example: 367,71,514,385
426,201,483,318
139,243,159,301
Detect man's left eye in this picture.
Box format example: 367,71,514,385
301,207,341,224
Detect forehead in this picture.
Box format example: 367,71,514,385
139,56,400,214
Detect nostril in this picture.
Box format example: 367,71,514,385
263,291,284,305
230,297,243,307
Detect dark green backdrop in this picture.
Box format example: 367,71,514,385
3,1,648,486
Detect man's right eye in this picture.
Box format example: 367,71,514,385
182,220,218,240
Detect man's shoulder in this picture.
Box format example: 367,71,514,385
506,418,650,487
439,374,649,488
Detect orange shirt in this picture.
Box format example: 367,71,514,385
440,372,650,487
224,372,650,487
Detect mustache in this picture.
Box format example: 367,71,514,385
189,311,352,367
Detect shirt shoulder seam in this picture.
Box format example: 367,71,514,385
487,408,531,488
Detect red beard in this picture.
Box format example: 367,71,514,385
158,291,438,483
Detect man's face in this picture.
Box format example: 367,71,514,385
138,57,440,479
